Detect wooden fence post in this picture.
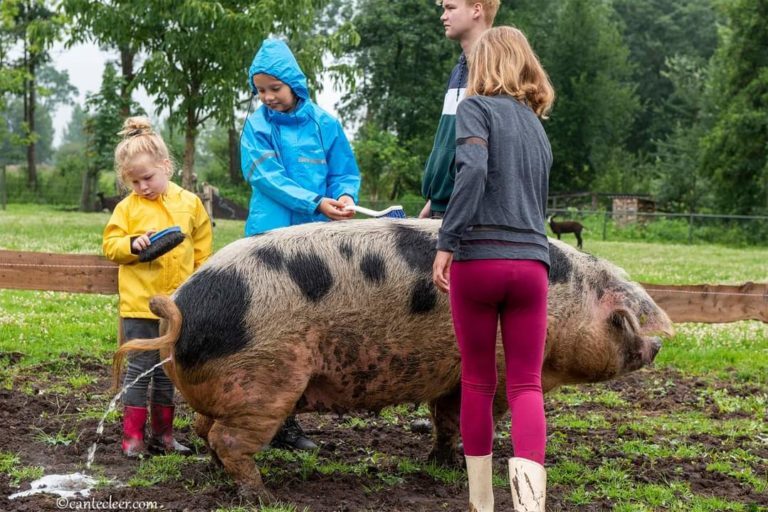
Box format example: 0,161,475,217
688,214,694,244
0,165,6,210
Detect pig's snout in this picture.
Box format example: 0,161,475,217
649,337,662,359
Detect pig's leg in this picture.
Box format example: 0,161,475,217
194,413,223,466
207,421,275,503
194,413,214,443
427,387,461,466
206,354,314,502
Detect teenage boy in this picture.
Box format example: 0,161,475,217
419,0,500,219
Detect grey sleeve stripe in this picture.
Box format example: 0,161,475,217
247,152,278,180
298,157,327,164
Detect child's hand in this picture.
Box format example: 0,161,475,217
338,195,357,217
432,250,453,293
132,229,157,253
318,198,355,221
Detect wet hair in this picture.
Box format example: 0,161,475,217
466,26,555,119
435,0,500,25
114,116,175,188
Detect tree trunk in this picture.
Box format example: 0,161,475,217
390,177,401,201
1,165,7,210
24,40,37,190
79,168,95,212
118,46,136,118
182,110,197,191
228,123,240,184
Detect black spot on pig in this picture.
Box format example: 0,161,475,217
174,268,251,369
409,277,437,314
360,253,386,284
394,225,436,274
548,244,572,284
286,253,334,302
252,246,284,271
339,241,354,261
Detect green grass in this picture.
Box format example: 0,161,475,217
657,321,768,383
33,426,79,447
0,451,45,486
576,239,768,284
127,453,195,487
0,203,245,253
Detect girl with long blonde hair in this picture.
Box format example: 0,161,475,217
432,26,554,512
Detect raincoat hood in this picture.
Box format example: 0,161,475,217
248,39,310,101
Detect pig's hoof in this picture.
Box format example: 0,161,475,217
208,449,224,468
427,448,459,467
410,418,433,434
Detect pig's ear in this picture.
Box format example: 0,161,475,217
609,308,639,334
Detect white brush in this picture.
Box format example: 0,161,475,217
344,204,406,218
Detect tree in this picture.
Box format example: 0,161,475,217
338,0,485,198
7,0,66,189
137,1,355,190
652,56,713,213
613,0,718,154
0,95,55,166
352,122,422,201
1,4,24,172
542,0,639,193
339,0,456,158
62,0,156,118
700,0,768,215
79,62,144,210
0,2,24,108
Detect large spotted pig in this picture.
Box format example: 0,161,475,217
115,219,673,499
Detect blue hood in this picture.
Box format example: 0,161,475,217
248,39,310,101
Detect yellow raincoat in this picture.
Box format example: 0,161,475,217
102,182,213,318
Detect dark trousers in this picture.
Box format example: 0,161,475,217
121,318,174,407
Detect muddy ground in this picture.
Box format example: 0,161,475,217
0,353,766,511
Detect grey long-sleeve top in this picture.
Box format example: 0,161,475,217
436,94,552,266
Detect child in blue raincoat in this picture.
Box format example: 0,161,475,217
240,38,361,450
241,38,361,237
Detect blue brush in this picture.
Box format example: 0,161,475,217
345,204,406,219
138,226,185,262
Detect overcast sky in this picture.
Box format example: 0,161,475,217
51,42,344,146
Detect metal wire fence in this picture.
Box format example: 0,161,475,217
3,170,767,247
545,208,768,246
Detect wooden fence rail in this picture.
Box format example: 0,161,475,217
0,250,117,294
0,251,765,324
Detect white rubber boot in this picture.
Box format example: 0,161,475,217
508,457,546,511
465,454,494,512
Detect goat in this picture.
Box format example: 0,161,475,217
547,213,584,249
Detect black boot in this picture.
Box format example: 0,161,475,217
270,415,318,451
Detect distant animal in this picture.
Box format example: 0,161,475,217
95,192,122,213
547,213,584,249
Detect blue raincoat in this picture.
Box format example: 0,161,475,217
241,39,361,236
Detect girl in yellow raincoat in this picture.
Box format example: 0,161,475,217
103,116,212,457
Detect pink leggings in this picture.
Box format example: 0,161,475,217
450,259,548,464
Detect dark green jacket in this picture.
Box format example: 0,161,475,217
421,54,468,212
